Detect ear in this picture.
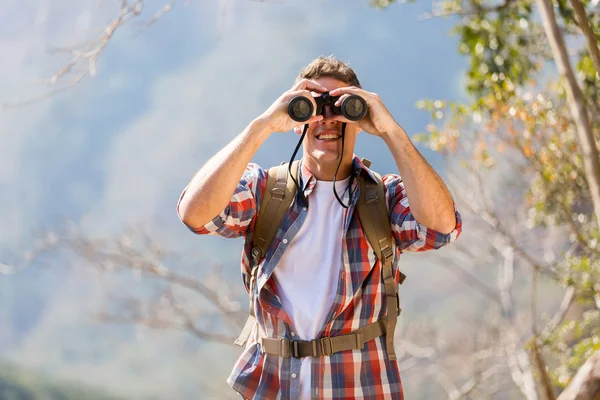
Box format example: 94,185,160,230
294,126,303,135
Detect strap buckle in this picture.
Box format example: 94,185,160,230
279,338,300,358
271,187,285,200
279,338,299,358
381,245,394,264
320,337,333,356
365,186,378,203
251,247,261,262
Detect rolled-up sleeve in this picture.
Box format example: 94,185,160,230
176,163,267,238
383,174,462,252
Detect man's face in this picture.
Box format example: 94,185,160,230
295,76,361,180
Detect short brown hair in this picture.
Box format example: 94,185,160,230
296,56,361,88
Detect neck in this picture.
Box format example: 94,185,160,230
302,157,353,181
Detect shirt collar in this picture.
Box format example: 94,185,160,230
298,155,378,196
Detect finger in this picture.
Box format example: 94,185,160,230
292,78,328,93
287,89,318,109
287,89,316,98
328,86,365,97
334,93,352,107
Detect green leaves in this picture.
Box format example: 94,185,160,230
371,0,600,390
545,309,600,387
451,1,542,102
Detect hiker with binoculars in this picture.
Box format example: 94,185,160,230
177,56,462,400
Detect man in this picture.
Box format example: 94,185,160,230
177,56,462,399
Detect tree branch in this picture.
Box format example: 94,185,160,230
540,286,576,339
536,0,600,224
0,0,195,109
569,0,600,78
556,351,600,400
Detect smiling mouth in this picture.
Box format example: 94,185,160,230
315,133,341,141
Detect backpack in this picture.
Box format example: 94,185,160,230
234,159,406,360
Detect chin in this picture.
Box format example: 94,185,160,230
308,150,340,165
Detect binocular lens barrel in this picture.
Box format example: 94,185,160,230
287,94,367,122
288,97,314,122
342,96,368,120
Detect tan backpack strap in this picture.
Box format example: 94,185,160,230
356,172,400,360
252,160,299,261
259,319,387,358
234,161,300,347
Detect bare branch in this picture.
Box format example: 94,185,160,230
540,286,576,339
0,230,61,274
530,339,557,400
556,351,600,400
436,249,502,304
96,312,238,344
0,0,195,108
503,329,540,400
6,224,248,347
137,0,176,31
453,365,500,400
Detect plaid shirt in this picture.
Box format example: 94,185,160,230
178,156,462,400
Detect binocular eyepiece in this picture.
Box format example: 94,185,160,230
288,92,367,123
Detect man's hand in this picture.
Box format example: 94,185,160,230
258,79,326,133
328,87,399,138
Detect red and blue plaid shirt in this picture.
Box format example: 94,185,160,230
178,156,462,399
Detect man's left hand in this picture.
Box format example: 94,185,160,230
328,87,399,138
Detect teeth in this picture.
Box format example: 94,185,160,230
318,134,340,140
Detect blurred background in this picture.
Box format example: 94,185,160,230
1,0,599,399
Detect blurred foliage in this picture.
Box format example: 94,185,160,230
369,0,414,9
0,361,122,400
378,0,600,393
544,310,600,387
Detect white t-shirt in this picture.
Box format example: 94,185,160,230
273,176,350,400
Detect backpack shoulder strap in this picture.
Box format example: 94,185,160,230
252,160,300,261
234,160,299,347
356,161,405,360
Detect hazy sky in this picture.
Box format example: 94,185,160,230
1,0,467,246
0,0,470,396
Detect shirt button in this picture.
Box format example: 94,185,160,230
282,239,288,244
290,332,296,337
291,373,297,379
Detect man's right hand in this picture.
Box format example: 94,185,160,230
258,79,327,133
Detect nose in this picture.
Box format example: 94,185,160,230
319,105,337,124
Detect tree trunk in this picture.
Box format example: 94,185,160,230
531,339,557,400
535,0,600,224
557,351,600,400
569,0,600,76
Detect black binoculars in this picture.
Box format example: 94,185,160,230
287,92,367,123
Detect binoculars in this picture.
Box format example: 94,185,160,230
287,92,367,123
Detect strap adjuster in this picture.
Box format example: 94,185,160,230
320,337,333,356
271,187,285,200
251,247,261,261
279,338,300,358
365,186,378,203
279,338,294,358
381,246,394,264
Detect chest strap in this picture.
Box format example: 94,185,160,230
259,318,387,358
